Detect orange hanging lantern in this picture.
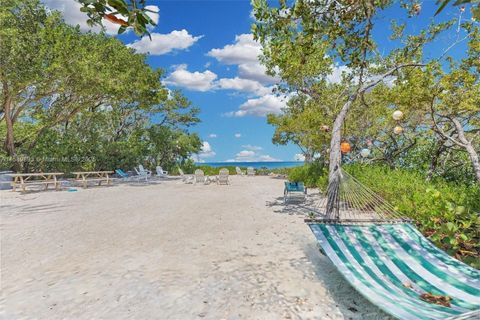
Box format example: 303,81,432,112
394,126,404,135
340,141,351,154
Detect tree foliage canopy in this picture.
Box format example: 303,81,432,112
252,0,479,183
0,0,201,172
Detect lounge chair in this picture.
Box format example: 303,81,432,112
306,168,480,320
217,168,229,185
178,168,194,184
156,166,168,178
135,166,151,182
284,181,307,203
235,166,245,176
247,167,255,176
194,169,208,185
138,165,151,175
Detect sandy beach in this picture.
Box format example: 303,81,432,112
0,176,389,320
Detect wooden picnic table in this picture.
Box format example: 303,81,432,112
9,172,64,192
71,171,114,188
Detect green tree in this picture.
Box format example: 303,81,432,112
267,84,343,163
1,0,201,172
253,0,472,215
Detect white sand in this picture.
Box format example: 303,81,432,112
0,176,389,319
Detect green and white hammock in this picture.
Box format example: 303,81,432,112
306,169,480,320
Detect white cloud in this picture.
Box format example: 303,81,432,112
164,67,271,95
144,5,160,25
238,62,280,85
207,34,260,64
326,64,351,84
294,153,306,161
42,0,159,35
218,77,270,95
234,133,242,138
242,144,263,151
225,94,287,117
236,150,256,158
258,155,280,162
207,34,278,85
193,141,216,162
325,64,396,88
232,149,279,162
208,133,217,138
164,64,217,92
128,30,202,55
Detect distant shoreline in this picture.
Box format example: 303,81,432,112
196,161,304,169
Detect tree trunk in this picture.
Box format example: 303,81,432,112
326,96,355,218
451,118,480,183
2,82,17,161
465,144,480,183
426,141,445,181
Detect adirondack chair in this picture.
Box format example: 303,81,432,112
194,169,208,185
135,165,151,182
217,168,229,185
156,166,168,178
178,168,194,184
235,166,245,176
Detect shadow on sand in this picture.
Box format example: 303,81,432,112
301,241,393,320
122,176,180,187
1,202,65,216
266,190,324,217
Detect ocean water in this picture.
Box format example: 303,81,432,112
199,161,304,169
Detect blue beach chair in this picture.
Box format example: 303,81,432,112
115,169,139,182
284,181,307,203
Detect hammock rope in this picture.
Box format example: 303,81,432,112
309,167,409,223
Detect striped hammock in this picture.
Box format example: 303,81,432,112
309,223,480,320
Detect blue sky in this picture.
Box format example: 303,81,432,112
43,0,472,162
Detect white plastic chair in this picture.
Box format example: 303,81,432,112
247,167,255,177
156,166,168,178
217,168,229,185
194,169,208,185
136,165,151,182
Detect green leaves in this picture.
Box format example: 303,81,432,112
446,222,456,232
76,0,157,37
107,0,129,15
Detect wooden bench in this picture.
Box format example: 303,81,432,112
71,171,114,188
9,173,64,192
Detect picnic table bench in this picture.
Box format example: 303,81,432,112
9,172,64,192
72,171,114,188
